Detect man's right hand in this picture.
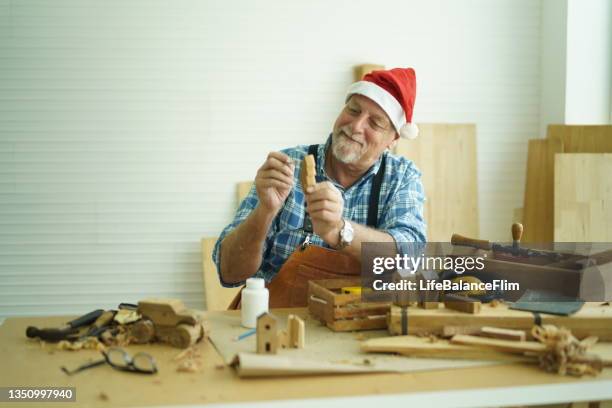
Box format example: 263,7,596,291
255,152,295,213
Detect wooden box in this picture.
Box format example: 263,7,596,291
308,279,390,331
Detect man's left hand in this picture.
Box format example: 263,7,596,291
305,182,344,248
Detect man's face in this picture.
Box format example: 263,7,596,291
331,94,398,167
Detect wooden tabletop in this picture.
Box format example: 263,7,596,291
1,311,611,408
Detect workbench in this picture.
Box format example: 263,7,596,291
1,311,612,408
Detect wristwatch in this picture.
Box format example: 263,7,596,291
336,219,354,249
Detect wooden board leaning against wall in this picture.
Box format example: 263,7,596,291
394,124,479,242
554,154,612,242
522,125,612,243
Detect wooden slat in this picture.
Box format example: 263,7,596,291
480,326,527,342
394,124,478,241
554,154,612,242
450,334,545,354
361,335,535,362
522,138,564,243
333,304,390,319
329,316,387,331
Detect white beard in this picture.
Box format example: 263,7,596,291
331,131,364,164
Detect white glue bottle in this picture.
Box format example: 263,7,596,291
241,277,269,328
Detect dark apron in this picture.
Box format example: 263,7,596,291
228,144,386,309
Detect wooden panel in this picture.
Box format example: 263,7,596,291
548,125,612,153
554,154,612,242
201,238,241,311
521,138,564,243
237,181,254,206
522,125,612,243
353,64,385,81
394,124,478,241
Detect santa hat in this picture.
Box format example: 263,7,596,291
346,67,418,139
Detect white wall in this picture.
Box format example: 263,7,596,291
565,0,612,124
0,0,542,316
540,0,568,137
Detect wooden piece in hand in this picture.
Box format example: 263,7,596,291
300,154,316,191
444,293,481,314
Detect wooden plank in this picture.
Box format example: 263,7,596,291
480,327,526,342
450,334,545,354
353,64,385,81
329,316,387,331
548,125,612,153
554,154,612,242
236,181,253,205
387,303,612,340
201,238,242,311
394,124,478,241
443,294,481,314
522,138,564,243
361,335,535,362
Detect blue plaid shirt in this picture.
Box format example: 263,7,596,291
213,136,427,287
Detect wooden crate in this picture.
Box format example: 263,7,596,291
308,279,390,331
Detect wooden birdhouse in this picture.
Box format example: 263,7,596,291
256,312,278,354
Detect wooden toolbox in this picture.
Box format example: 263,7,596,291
308,279,390,331
449,241,612,302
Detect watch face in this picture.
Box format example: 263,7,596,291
342,223,354,242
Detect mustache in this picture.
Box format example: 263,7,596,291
338,128,364,146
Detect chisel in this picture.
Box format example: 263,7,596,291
26,309,105,342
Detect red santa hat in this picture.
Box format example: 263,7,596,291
346,67,418,139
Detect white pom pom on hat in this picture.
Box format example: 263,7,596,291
346,67,419,139
400,122,419,139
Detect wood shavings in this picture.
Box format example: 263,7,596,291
177,360,202,373
56,337,105,351
214,364,225,370
101,326,131,347
532,325,602,377
489,299,502,308
113,309,141,325
174,346,203,373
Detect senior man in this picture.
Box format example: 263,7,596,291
213,67,426,308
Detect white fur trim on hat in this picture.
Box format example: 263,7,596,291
346,81,406,134
400,122,419,139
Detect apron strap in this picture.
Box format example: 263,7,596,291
367,152,386,228
302,143,387,232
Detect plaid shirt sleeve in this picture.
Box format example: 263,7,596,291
377,161,427,248
211,183,277,288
